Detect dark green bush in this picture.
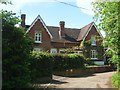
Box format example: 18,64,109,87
112,72,120,88
2,11,33,88
30,52,53,82
85,58,95,66
53,53,85,71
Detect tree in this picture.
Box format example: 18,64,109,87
0,0,12,5
92,1,120,88
2,10,33,88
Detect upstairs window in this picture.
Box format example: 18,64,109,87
91,50,98,59
35,32,42,43
91,36,96,46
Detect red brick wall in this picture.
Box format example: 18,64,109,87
85,25,103,45
51,42,79,52
27,19,51,51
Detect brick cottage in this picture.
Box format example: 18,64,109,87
21,14,105,65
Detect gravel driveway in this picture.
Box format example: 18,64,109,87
46,71,115,88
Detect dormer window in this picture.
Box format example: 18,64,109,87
35,32,42,43
91,36,96,46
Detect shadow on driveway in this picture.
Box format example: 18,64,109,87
50,79,68,84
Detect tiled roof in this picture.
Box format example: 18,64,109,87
25,25,30,28
26,20,94,43
77,22,94,41
47,26,80,42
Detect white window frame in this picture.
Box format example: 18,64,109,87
50,48,57,53
91,50,98,60
34,32,42,43
91,36,96,46
33,48,43,52
59,48,65,53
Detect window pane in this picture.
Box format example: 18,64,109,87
35,33,41,42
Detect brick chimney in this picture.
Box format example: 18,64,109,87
21,14,26,28
59,21,65,37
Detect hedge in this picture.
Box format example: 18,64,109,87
30,52,85,82
30,52,53,82
52,53,85,71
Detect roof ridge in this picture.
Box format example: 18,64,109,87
80,22,94,29
47,26,80,30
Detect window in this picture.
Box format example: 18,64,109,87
50,48,57,53
33,48,43,52
35,32,42,43
91,50,98,59
91,36,96,46
59,49,65,53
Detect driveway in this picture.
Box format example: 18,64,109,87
46,71,115,88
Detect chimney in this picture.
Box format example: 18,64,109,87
21,14,26,28
59,21,65,37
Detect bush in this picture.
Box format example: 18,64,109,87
112,72,120,88
2,11,33,88
85,58,95,66
53,53,85,71
30,52,53,82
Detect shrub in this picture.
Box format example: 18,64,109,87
2,11,33,88
112,72,120,88
85,58,95,66
53,53,85,71
30,52,53,82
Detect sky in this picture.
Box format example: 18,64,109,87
1,0,95,28
0,0,106,36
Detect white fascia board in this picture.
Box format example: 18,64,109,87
26,15,53,39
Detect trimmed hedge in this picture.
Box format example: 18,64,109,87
30,52,53,82
53,53,85,71
29,52,85,82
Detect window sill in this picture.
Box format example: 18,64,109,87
35,41,42,43
91,44,97,46
91,58,98,60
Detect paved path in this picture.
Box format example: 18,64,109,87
47,71,115,88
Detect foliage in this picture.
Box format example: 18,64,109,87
53,53,85,71
2,10,33,88
112,72,120,88
85,58,95,66
30,52,53,82
92,1,120,88
92,1,120,72
0,0,12,5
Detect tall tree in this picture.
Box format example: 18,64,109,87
92,1,120,88
92,0,120,72
2,10,33,88
0,0,12,4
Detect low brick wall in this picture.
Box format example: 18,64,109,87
53,66,114,77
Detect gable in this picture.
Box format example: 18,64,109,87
85,25,102,41
83,23,103,41
77,22,93,41
26,15,52,39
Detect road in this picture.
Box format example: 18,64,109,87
46,71,115,88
